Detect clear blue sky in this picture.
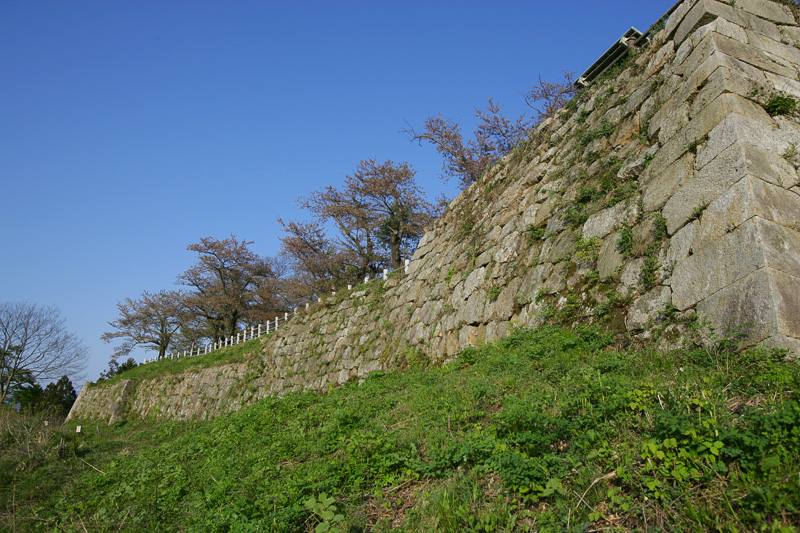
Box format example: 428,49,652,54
1,1,673,386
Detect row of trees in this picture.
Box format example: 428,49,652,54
101,73,578,369
102,160,440,365
101,235,286,365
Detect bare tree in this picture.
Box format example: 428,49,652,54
101,290,186,360
405,99,531,189
0,302,87,405
524,70,578,124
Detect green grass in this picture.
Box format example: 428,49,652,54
2,325,799,532
87,337,265,388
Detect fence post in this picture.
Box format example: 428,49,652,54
364,275,369,283
305,302,309,309
284,312,288,321
383,269,388,280
348,284,352,290
405,259,410,273
274,317,278,331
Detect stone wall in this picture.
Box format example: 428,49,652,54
69,0,800,423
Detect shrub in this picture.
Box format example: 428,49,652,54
763,95,797,116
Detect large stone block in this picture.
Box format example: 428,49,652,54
745,29,800,67
672,0,789,47
674,0,737,46
690,93,770,143
762,333,800,358
672,217,800,309
710,32,798,78
626,286,672,331
642,152,694,212
518,263,553,299
597,232,625,279
678,29,797,80
618,257,646,297
695,16,748,44
651,53,765,143
780,25,800,47
697,113,783,170
693,176,800,251
697,267,800,347
764,71,800,102
733,0,796,25
667,220,699,265
542,262,568,295
543,230,576,264
582,200,632,240
665,0,702,42
645,40,676,79
665,141,794,235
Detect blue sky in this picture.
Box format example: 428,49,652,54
1,1,673,385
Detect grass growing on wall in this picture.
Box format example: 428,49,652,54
88,337,264,388
2,325,799,531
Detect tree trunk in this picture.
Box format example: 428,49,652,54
390,231,402,269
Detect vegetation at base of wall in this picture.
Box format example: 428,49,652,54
86,337,264,389
3,325,798,532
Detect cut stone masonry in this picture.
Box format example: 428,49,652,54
69,0,800,423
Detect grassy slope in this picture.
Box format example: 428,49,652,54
85,337,265,389
2,325,799,532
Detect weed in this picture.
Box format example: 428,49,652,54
691,200,708,221
576,186,598,204
640,252,662,290
653,213,668,241
305,492,345,533
575,235,602,265
579,119,615,146
526,224,546,242
564,205,589,227
783,142,800,169
617,227,634,257
763,94,797,116
488,287,501,302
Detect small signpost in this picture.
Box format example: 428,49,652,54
73,425,81,454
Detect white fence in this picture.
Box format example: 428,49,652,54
141,260,410,364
